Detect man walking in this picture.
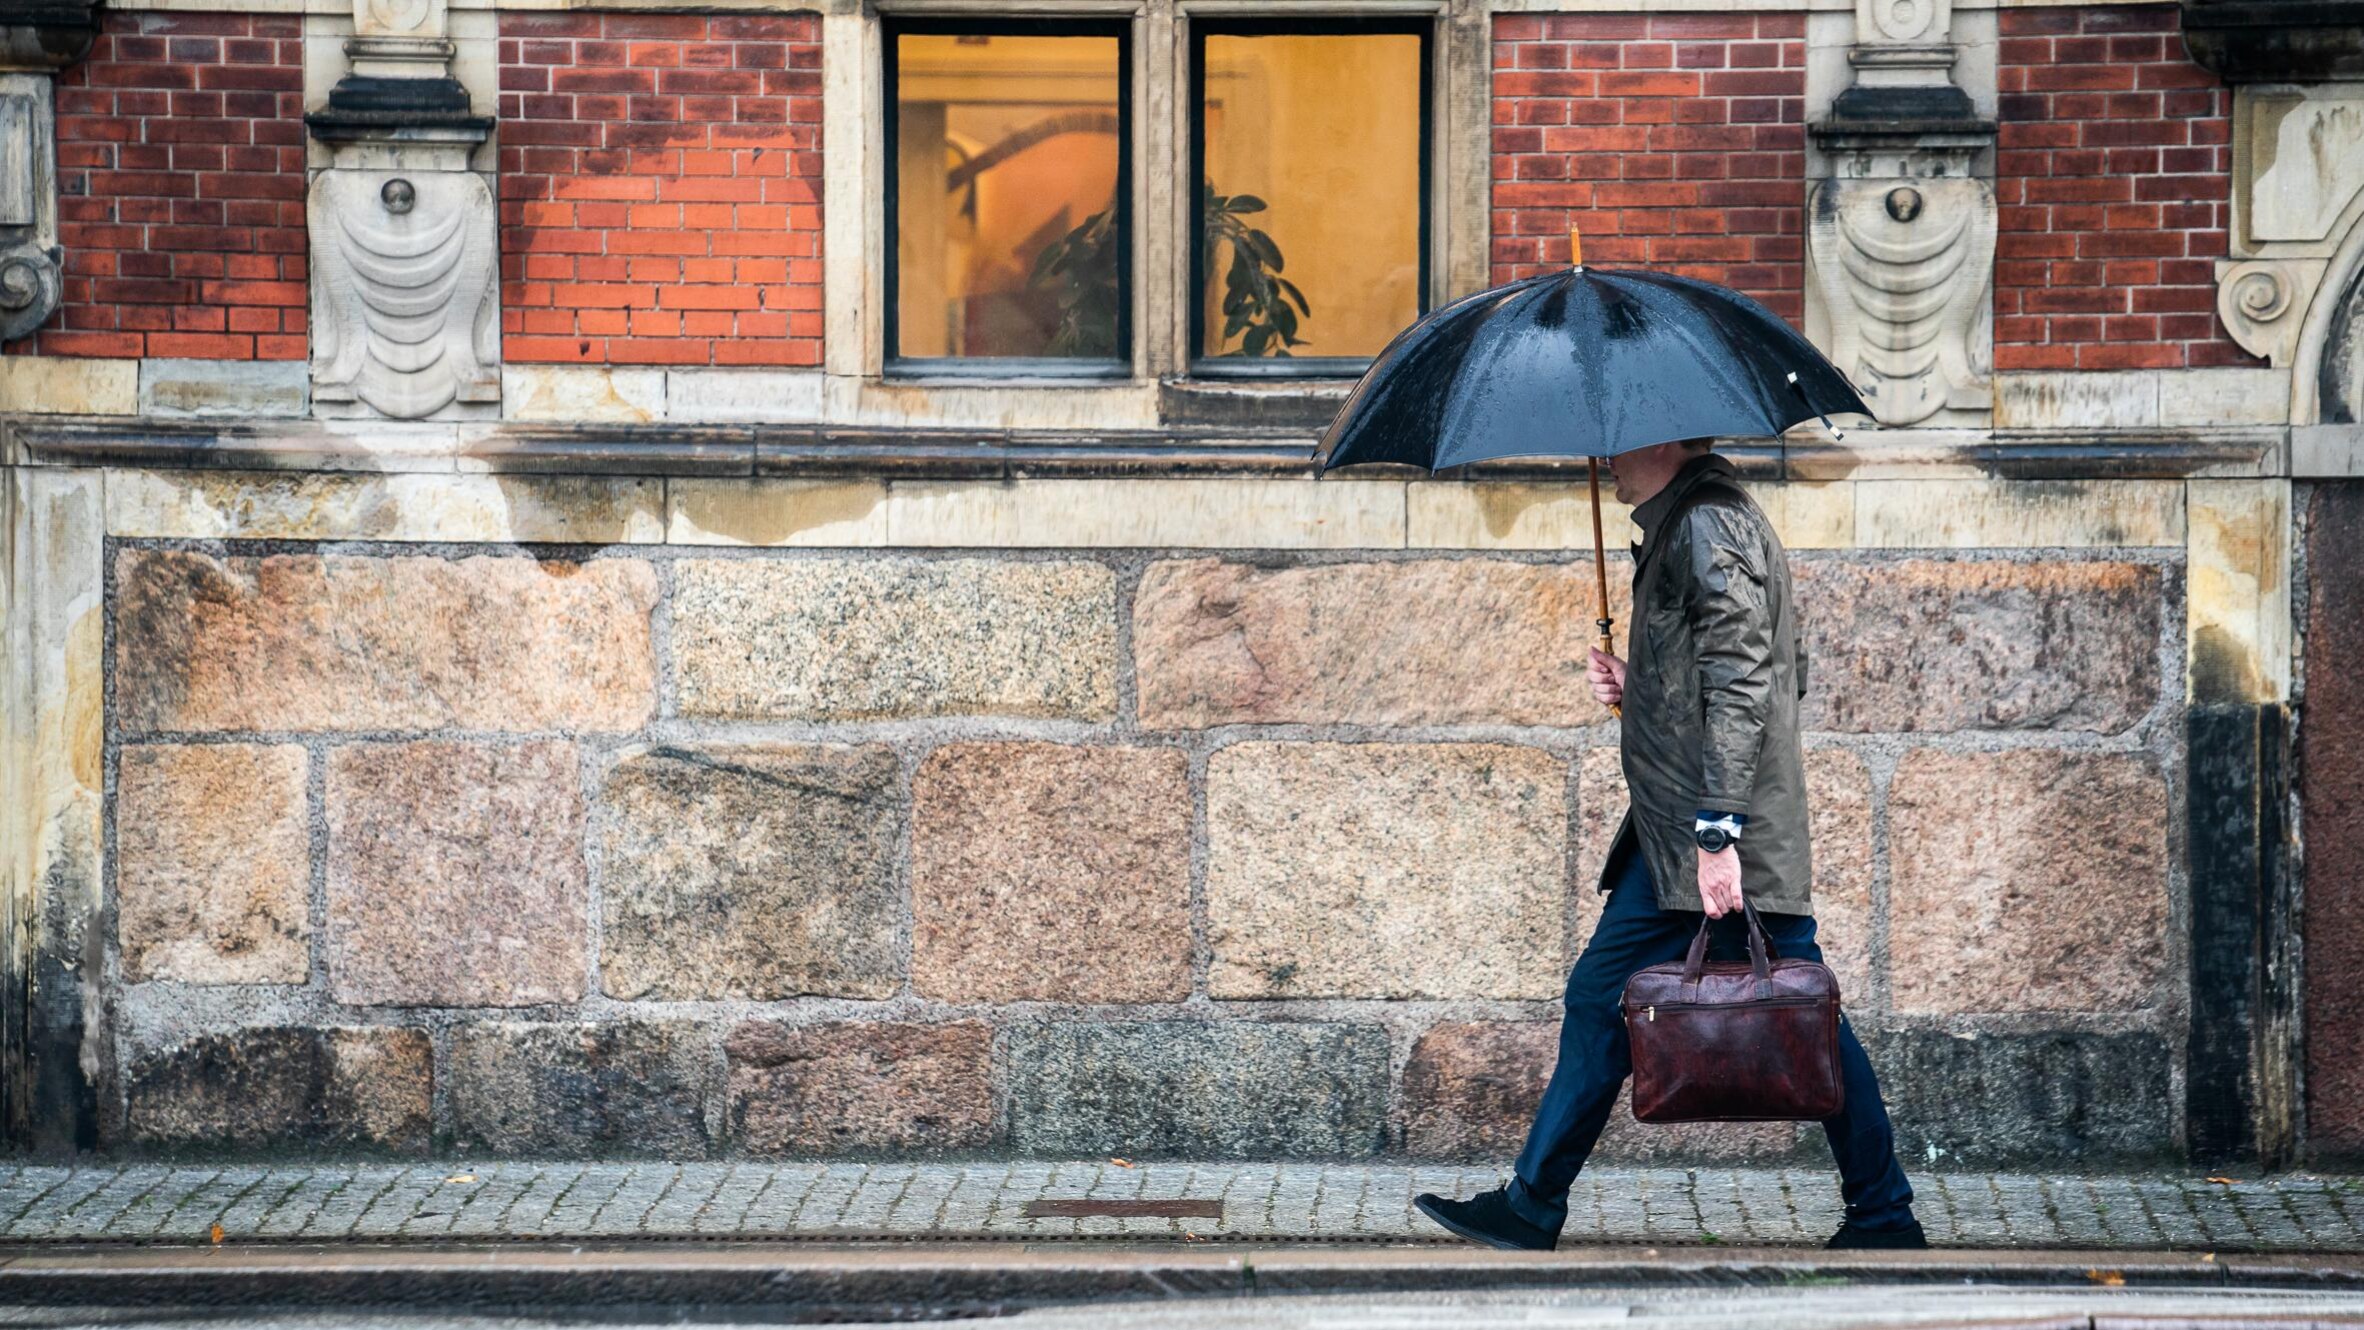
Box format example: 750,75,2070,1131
1413,439,1925,1252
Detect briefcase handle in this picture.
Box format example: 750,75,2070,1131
1678,900,1779,1002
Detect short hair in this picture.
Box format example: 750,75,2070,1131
1682,437,1713,453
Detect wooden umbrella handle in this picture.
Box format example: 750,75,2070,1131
1588,457,1620,719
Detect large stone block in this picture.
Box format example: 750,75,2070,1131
886,478,1404,548
2304,483,2364,1158
1800,748,1876,1002
598,745,902,1001
1009,1022,1390,1158
1888,749,2169,1014
1206,743,1567,1000
912,743,1191,1003
1861,1029,2173,1164
1402,1021,1557,1159
106,472,667,544
670,558,1117,721
114,550,657,734
124,1027,432,1155
726,1021,995,1155
1133,558,1628,729
116,743,310,985
450,1023,713,1158
325,740,588,1007
1850,479,2185,549
1798,559,2163,734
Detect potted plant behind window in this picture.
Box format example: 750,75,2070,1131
1029,183,1311,357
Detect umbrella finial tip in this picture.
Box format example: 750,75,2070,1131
1785,371,1799,385
1567,225,1582,269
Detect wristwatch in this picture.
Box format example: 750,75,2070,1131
1694,813,1744,854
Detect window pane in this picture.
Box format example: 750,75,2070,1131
894,32,1123,360
1200,31,1422,360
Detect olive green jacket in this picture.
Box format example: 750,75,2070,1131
1608,453,1813,916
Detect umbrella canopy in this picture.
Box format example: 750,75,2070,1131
1313,267,1869,474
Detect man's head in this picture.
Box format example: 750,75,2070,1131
1606,438,1712,507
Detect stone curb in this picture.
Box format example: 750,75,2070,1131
5,1243,2362,1314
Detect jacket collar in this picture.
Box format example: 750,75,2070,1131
1630,451,1737,548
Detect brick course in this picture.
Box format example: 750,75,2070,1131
498,12,823,367
6,12,305,360
1490,13,1806,323
1995,4,2251,371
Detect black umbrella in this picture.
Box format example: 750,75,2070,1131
1313,246,1870,693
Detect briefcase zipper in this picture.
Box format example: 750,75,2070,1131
1632,996,1827,1023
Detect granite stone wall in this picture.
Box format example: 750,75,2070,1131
102,537,2185,1163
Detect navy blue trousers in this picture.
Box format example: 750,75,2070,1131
1507,835,1917,1232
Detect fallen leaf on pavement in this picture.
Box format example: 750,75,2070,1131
2206,1176,2238,1185
445,1174,477,1184
2086,1269,2125,1287
1109,1158,1134,1169
209,1223,224,1245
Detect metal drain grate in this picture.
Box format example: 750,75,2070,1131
1019,1200,1226,1220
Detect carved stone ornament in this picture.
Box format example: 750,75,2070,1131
2214,258,2324,369
1806,176,1996,427
308,169,498,418
1862,0,1949,45
0,75,63,343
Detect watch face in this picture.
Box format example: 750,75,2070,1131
1697,827,1730,854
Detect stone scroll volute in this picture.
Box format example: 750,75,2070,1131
308,170,499,419
1806,177,1995,428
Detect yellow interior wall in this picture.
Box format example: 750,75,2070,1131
1202,33,1422,358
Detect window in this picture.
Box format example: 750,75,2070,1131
875,10,1456,382
1193,21,1430,373
886,20,1130,371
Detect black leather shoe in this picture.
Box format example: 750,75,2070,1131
1413,1187,1560,1251
1826,1218,1929,1249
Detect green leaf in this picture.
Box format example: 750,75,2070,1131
1228,194,1267,213
1242,229,1283,273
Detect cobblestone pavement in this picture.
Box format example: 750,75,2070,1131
0,1163,2356,1251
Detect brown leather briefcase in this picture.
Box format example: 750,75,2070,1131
1622,902,1844,1122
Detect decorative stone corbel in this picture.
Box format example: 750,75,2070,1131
1808,176,1996,426
304,0,498,419
0,74,60,342
2214,258,2325,368
0,0,97,346
1804,0,1997,428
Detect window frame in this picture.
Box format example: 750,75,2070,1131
881,14,1137,379
1185,15,1435,380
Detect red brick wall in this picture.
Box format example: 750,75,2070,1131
7,12,306,360
1490,13,1806,324
499,13,823,367
1995,4,2251,371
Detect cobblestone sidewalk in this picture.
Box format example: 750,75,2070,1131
0,1163,2356,1251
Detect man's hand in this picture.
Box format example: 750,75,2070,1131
1697,845,1743,918
1587,648,1626,710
